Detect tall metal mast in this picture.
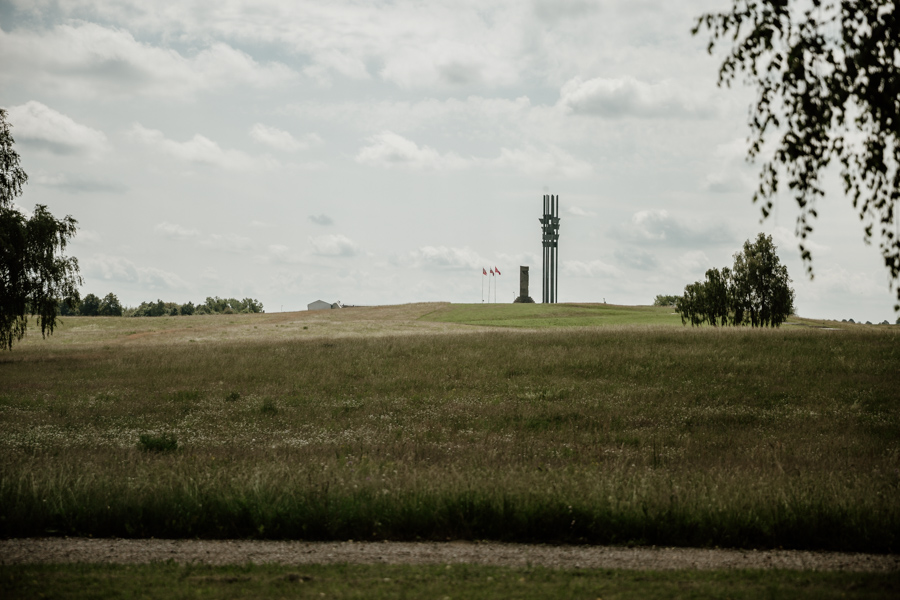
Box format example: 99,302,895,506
540,194,560,303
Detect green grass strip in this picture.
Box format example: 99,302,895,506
3,564,899,600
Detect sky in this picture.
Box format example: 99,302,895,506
1,0,896,321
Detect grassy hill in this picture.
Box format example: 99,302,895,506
421,302,681,328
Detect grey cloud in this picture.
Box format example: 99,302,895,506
83,254,189,290
559,76,714,119
392,246,485,271
613,210,736,248
34,172,126,193
614,248,659,271
309,214,334,226
7,101,108,156
438,62,482,86
533,0,598,23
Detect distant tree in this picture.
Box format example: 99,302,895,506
1,109,81,350
732,234,796,326
181,301,195,316
242,297,264,313
702,267,731,326
679,234,795,327
694,1,900,311
653,294,680,307
80,293,101,317
677,282,705,327
98,293,123,317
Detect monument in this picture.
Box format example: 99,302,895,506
540,194,560,303
513,266,534,303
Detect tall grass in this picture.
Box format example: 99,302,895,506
1,319,898,550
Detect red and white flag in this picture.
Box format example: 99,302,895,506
494,267,501,275
483,268,487,275
490,268,494,275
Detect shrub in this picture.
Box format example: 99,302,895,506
260,399,278,415
225,391,241,402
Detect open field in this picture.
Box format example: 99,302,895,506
1,303,899,552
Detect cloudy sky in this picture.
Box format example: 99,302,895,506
1,0,896,321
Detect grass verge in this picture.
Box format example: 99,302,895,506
3,564,898,600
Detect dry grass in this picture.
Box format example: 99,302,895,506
1,304,898,550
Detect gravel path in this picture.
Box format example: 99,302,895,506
2,539,897,572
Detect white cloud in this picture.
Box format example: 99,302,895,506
702,137,756,193
491,145,592,178
309,234,359,257
562,259,620,278
558,76,714,119
355,131,469,170
6,101,108,156
74,229,102,245
83,254,189,290
199,233,254,253
154,221,200,240
0,23,297,99
249,123,321,152
567,206,597,217
394,246,486,270
676,250,712,274
129,123,278,170
771,225,829,256
267,244,304,264
614,210,736,247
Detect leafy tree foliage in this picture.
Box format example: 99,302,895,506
79,293,101,316
99,293,123,317
678,233,795,327
694,1,900,310
0,109,80,350
127,296,263,317
653,294,680,307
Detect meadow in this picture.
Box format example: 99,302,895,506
1,303,898,552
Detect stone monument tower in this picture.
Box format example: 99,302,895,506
514,266,534,303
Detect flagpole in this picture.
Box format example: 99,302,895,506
481,269,484,303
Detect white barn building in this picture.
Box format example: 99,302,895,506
307,300,332,311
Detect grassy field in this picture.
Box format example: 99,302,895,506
3,563,898,599
1,303,898,551
422,302,683,328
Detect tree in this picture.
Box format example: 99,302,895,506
653,294,680,307
1,109,81,350
99,293,123,317
732,233,796,326
678,233,795,327
80,293,101,316
694,1,900,311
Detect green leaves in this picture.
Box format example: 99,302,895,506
695,0,900,311
0,110,82,349
678,234,795,327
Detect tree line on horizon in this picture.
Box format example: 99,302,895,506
59,294,264,317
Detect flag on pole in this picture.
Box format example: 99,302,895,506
483,268,487,275
490,268,494,275
495,267,501,275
